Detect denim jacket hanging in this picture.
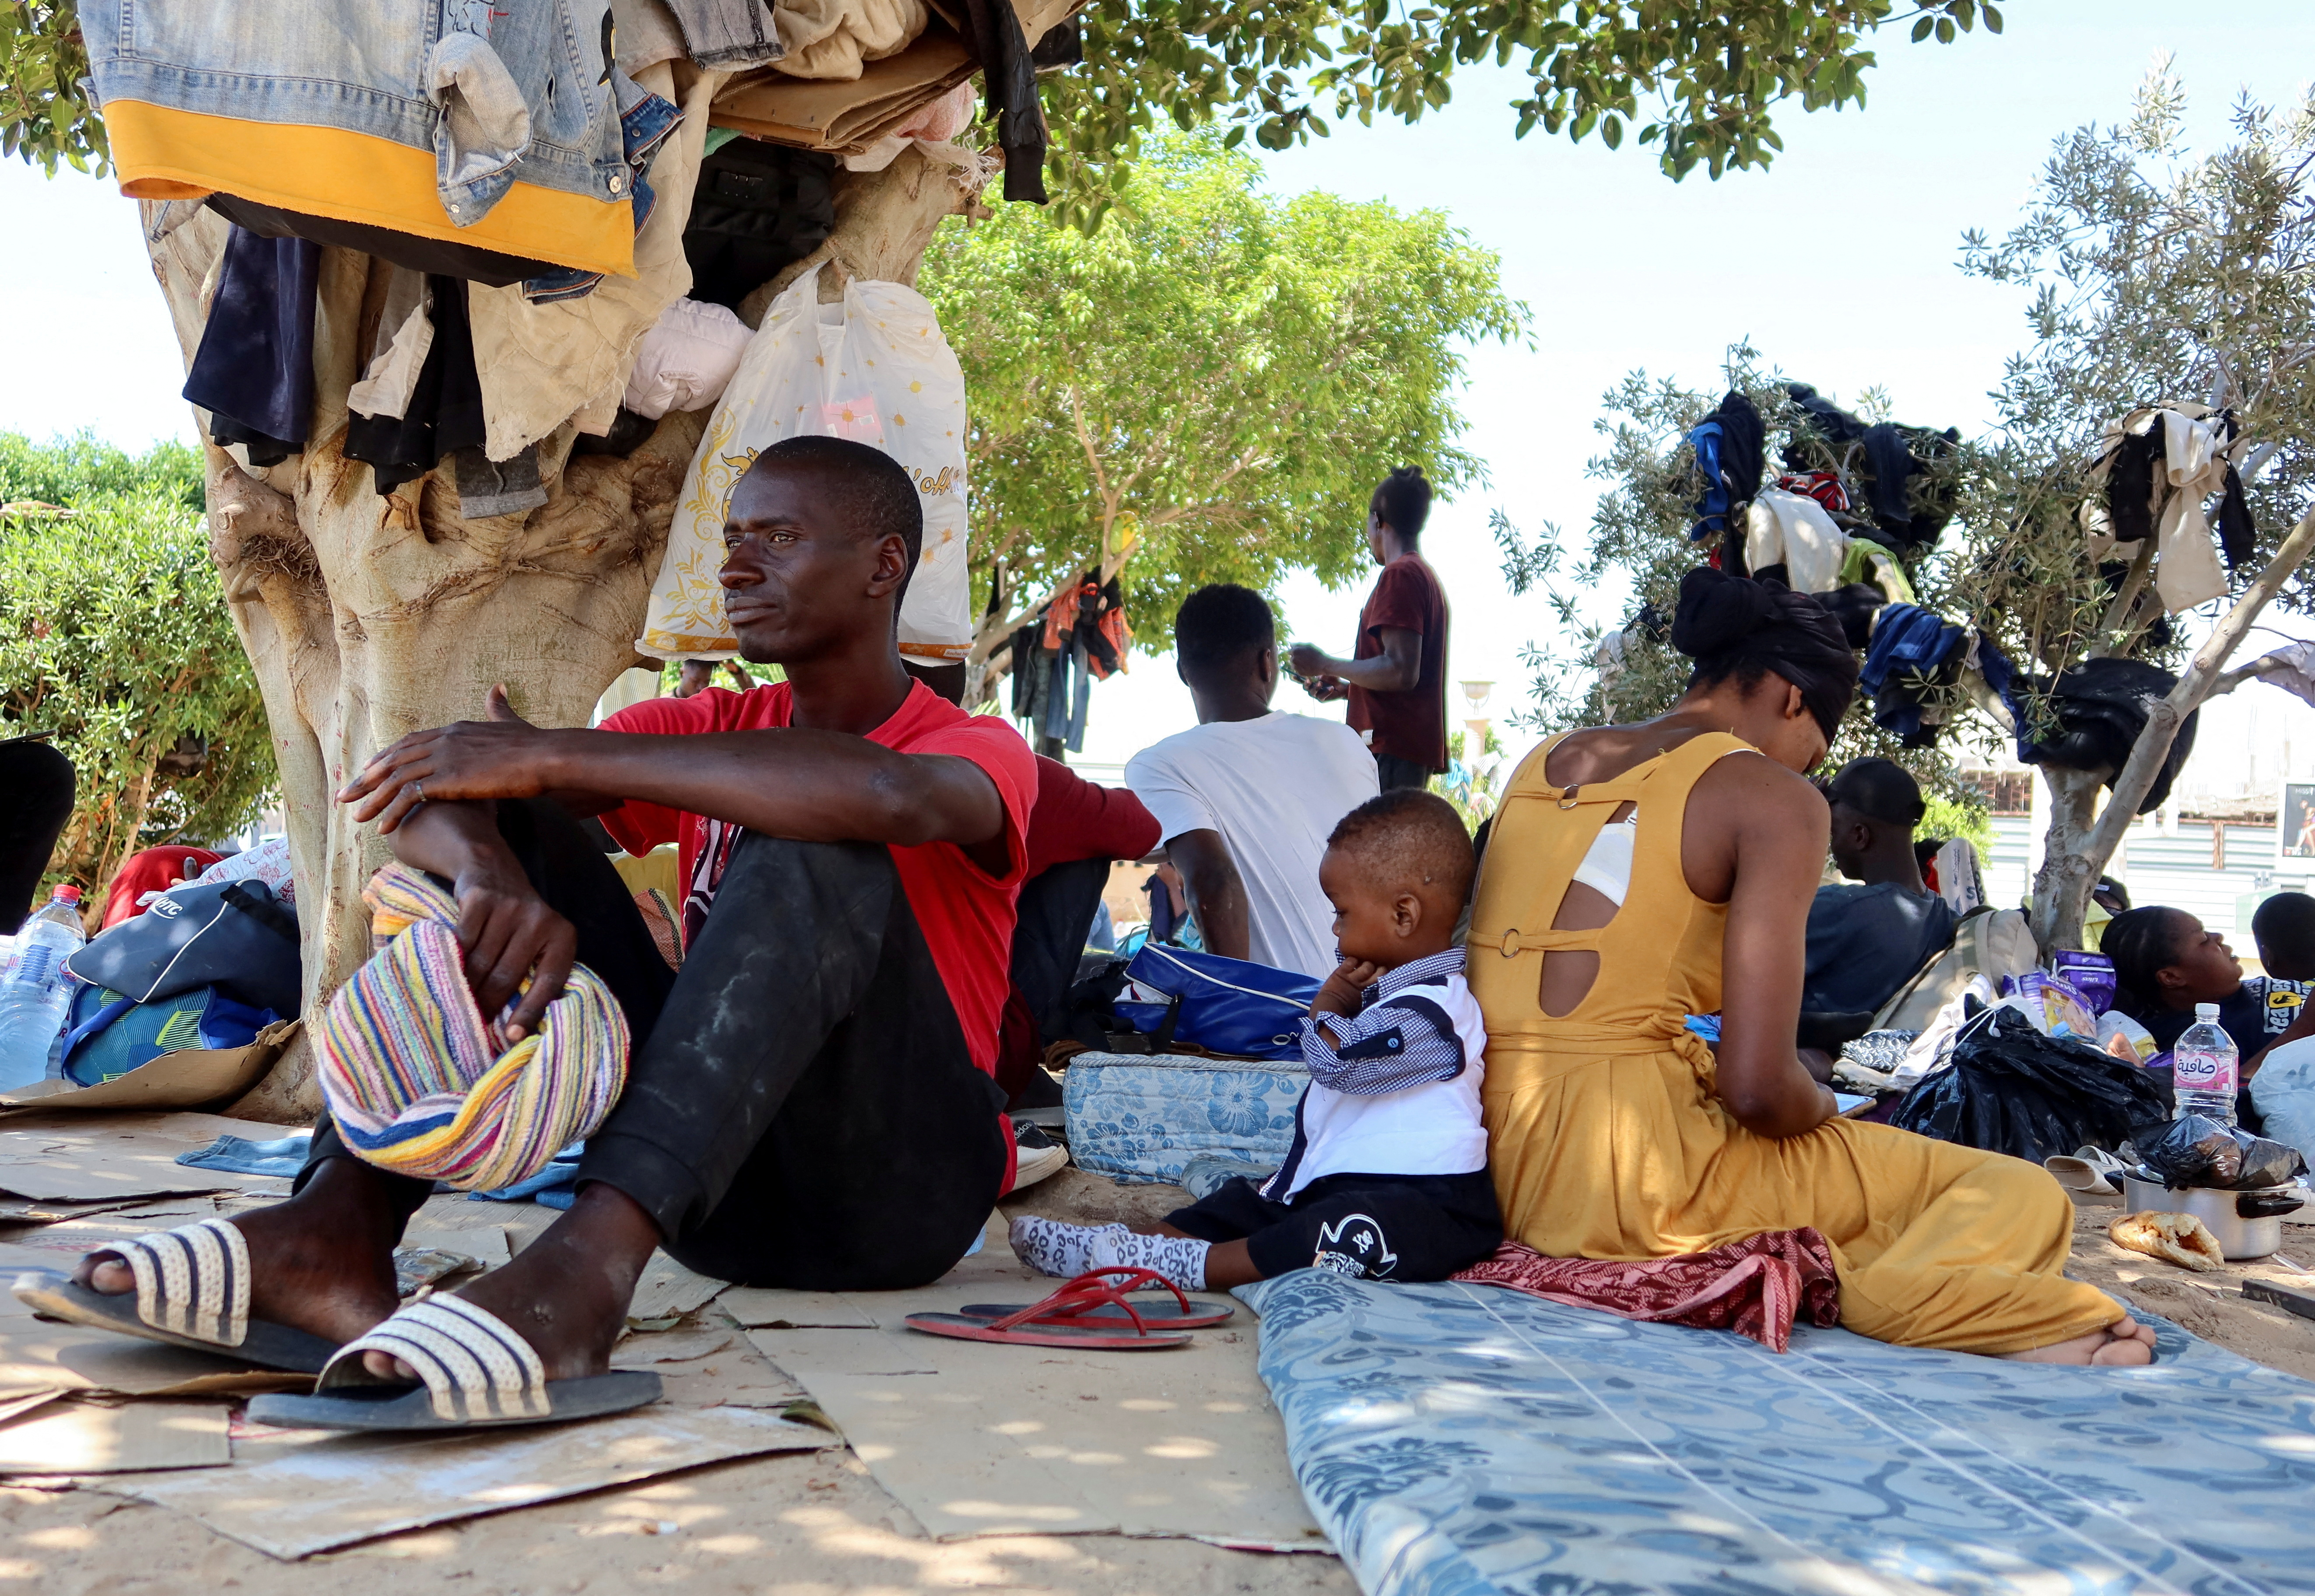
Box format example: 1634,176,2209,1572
84,0,648,279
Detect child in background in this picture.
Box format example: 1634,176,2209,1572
1011,790,1502,1291
2253,892,2315,986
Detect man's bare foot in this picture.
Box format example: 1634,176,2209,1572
2000,1315,2158,1367
363,1181,660,1384
69,1157,403,1348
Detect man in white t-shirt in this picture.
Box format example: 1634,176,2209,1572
1126,584,1379,978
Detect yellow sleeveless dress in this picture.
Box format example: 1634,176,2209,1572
1468,732,2122,1354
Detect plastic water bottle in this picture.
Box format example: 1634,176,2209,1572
0,887,86,1089
2173,1002,2240,1127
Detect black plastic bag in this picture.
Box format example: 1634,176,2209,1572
1887,1007,2171,1163
2128,1114,2308,1190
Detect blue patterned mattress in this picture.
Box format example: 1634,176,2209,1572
1240,1270,2315,1596
1063,1051,1305,1184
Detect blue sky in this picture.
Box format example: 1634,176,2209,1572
2,2,2311,777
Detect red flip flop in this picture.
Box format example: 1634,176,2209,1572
905,1268,1200,1348
954,1265,1236,1330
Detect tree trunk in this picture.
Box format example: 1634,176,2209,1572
2026,506,2315,956
2027,765,2106,956
147,145,984,1122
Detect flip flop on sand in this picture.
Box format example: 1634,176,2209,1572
954,1265,1236,1330
905,1267,1205,1348
14,1218,340,1374
246,1293,661,1431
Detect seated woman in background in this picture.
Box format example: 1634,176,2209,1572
1469,568,2154,1365
2101,907,2312,1104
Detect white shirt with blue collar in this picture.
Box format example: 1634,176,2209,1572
1262,946,1490,1200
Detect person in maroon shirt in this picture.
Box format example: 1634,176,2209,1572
1287,466,1449,791
995,757,1162,1108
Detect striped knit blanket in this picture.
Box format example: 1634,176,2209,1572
316,864,629,1191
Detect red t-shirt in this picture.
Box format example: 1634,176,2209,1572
596,681,1037,1075
1346,553,1449,771
1025,755,1161,878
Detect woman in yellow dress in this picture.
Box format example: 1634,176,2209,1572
1470,569,2153,1364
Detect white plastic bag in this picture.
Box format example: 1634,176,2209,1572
2251,1036,2315,1167
638,263,972,665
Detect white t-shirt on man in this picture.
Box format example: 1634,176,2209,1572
1126,711,1380,978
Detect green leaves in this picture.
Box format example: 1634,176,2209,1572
0,434,272,891
920,131,1527,654
0,3,104,176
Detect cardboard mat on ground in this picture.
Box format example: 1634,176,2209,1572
0,1110,300,1202
109,1405,835,1560
0,1022,298,1116
733,1218,1329,1550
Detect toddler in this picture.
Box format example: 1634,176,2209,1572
1011,789,1501,1291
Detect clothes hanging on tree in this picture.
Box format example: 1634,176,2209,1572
181,226,321,467
2091,404,2256,612
1743,487,1848,594
2015,657,2199,814
1782,382,1958,553
1685,391,1764,543
344,276,489,497
1856,603,1965,748
1010,572,1129,754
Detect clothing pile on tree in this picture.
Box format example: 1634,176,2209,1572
88,0,1078,608
1006,572,1130,755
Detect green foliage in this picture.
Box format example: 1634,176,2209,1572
4,0,1996,218
0,2,102,174
0,430,203,511
921,132,1526,659
1046,0,1996,227
0,435,272,893
1917,790,1993,858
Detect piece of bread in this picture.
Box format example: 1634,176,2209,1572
2108,1210,2226,1272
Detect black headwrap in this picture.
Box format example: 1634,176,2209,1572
1671,567,1859,741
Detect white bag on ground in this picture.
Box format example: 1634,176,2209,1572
638,262,972,665
2251,1036,2315,1167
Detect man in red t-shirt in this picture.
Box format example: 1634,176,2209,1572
1287,466,1449,791
63,438,1036,1413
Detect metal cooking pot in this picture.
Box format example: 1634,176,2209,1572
2119,1177,2309,1260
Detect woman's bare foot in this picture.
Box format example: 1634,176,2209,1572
362,1181,660,1384
2000,1315,2158,1367
69,1157,403,1347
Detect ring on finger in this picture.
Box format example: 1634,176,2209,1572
411,779,426,805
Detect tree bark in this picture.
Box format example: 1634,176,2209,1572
2027,506,2315,955
146,145,983,1122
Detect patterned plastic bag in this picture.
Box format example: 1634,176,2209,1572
637,262,972,664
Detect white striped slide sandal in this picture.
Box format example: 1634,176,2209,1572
14,1217,340,1374
247,1294,661,1432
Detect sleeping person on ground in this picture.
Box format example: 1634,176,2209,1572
1014,789,1501,1291
21,437,1038,1428
2102,905,2313,1120
1467,567,2156,1365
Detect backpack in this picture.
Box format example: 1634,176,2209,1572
66,878,301,1016
1871,906,2037,1034
59,982,281,1087
1112,944,1321,1062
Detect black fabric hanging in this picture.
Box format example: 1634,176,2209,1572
344,277,488,497
182,225,321,467
682,139,838,310
958,0,1048,203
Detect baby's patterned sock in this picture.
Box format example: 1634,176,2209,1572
1088,1229,1213,1292
1008,1216,1127,1279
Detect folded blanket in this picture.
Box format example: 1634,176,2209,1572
316,864,628,1192
1452,1228,1840,1353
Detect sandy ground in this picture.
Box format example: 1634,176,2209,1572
3,1168,2312,1590
2064,1194,2315,1379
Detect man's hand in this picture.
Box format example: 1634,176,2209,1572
453,852,577,1042
1286,643,1336,681
1313,957,1382,1018
338,686,561,834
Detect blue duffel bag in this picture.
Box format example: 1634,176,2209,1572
1112,943,1320,1061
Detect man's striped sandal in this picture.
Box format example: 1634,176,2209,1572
14,1218,341,1373
247,1294,661,1431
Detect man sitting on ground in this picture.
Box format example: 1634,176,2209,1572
47,437,1035,1421
1013,790,1501,1290
1126,584,1377,979
1803,757,1957,1021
